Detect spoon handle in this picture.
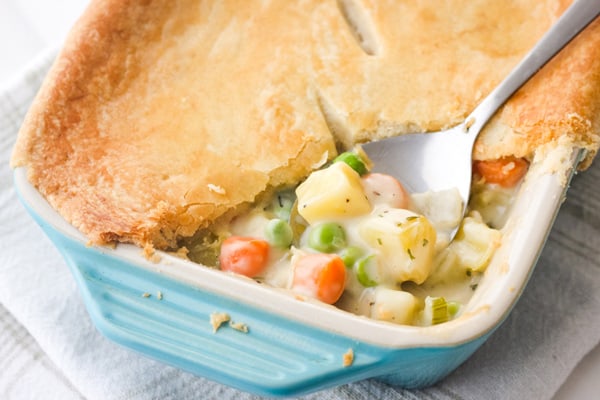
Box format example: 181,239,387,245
466,0,600,136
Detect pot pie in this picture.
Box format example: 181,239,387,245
11,0,600,325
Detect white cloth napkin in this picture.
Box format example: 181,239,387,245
1,50,599,400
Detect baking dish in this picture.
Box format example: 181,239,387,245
13,145,584,397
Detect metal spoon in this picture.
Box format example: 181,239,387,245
361,0,600,237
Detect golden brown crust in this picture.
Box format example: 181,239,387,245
12,0,338,249
474,17,600,167
11,0,600,249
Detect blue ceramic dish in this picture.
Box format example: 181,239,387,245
12,147,582,397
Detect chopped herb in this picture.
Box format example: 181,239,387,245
377,238,383,245
470,283,479,291
422,238,429,247
407,248,415,260
406,216,418,221
466,270,472,277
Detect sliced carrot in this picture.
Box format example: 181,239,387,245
219,236,270,277
361,172,410,208
473,157,529,188
292,253,346,304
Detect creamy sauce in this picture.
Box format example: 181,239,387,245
196,154,516,326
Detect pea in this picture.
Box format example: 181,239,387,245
333,152,368,175
265,218,293,248
338,246,364,268
447,301,462,317
355,255,379,287
308,222,346,253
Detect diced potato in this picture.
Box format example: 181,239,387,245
358,208,436,284
361,287,416,324
296,162,372,224
451,213,502,272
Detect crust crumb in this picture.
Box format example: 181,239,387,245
229,321,249,333
169,246,190,260
210,312,231,332
343,348,354,367
143,243,161,262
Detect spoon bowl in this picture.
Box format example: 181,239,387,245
362,0,600,238
363,125,473,207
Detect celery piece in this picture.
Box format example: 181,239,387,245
333,151,368,175
423,296,449,325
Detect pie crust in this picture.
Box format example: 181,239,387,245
11,0,600,249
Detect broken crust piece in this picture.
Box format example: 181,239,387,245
474,16,600,168
342,348,354,367
11,0,600,251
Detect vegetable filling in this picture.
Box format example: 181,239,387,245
183,149,526,327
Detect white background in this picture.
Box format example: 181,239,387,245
1,1,599,398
